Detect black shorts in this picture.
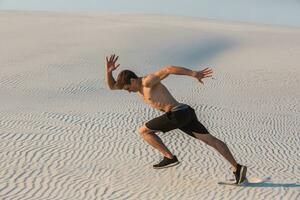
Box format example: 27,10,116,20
145,104,209,138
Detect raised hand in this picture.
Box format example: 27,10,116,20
106,54,120,73
194,67,213,84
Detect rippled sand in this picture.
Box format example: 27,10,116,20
0,11,299,200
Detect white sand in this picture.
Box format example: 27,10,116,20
0,11,299,200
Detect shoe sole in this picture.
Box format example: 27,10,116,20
238,166,247,184
153,161,180,169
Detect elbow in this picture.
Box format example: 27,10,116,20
164,65,173,74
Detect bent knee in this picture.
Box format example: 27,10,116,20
138,125,154,136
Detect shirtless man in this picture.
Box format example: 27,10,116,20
105,54,247,184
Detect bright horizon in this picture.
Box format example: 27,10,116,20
1,0,300,27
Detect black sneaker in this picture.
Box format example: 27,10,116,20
153,156,179,169
233,164,247,184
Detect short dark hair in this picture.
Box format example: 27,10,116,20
116,70,138,89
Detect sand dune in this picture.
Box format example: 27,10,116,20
0,11,299,200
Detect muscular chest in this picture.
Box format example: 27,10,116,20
142,87,155,102
138,83,176,104
139,85,162,102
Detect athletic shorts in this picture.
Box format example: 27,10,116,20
145,104,209,138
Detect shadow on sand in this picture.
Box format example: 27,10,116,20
243,182,300,188
221,177,300,188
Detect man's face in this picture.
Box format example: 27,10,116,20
123,84,136,93
123,79,139,93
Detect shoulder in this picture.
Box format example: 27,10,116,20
141,66,171,88
142,74,160,88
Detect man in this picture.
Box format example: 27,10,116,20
105,54,247,184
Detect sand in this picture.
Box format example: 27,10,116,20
0,11,299,200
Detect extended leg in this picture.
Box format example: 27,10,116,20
193,132,248,184
193,132,238,170
139,125,173,159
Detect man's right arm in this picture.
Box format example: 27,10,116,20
106,71,118,90
105,54,120,90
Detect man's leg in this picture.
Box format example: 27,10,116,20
139,125,173,159
192,132,238,170
193,132,247,184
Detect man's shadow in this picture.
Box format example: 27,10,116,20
243,182,300,188
238,177,300,188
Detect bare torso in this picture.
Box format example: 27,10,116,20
138,82,180,112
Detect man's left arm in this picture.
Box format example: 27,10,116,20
167,65,213,84
167,65,196,77
142,65,213,87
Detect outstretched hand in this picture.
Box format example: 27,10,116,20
193,67,213,84
106,54,120,73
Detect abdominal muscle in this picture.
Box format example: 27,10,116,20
138,82,180,112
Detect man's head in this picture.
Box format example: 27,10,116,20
116,70,140,92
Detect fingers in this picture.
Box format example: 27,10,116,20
115,64,120,69
202,68,213,77
107,54,119,63
201,67,213,72
202,67,209,71
205,68,213,72
197,67,213,85
203,68,213,73
110,54,115,62
114,56,119,63
199,68,213,79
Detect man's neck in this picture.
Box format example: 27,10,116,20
137,77,143,93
